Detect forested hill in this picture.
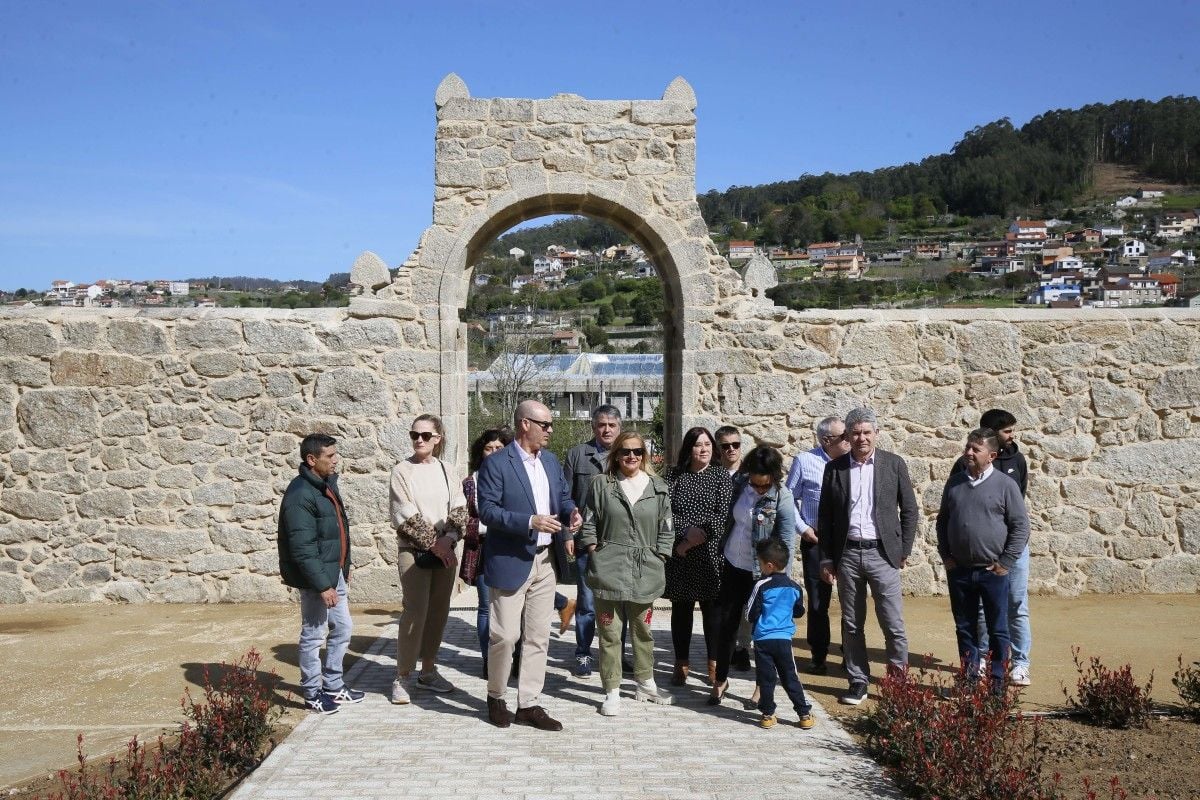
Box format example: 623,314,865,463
698,96,1200,244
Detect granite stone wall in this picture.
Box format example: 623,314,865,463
0,305,1197,603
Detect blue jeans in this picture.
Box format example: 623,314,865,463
977,546,1030,669
755,638,812,717
298,572,352,700
948,565,1009,687
574,550,597,657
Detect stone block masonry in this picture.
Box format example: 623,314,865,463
0,306,1198,603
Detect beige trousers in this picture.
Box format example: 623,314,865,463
487,548,556,709
395,548,456,677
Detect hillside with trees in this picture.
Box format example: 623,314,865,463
698,96,1200,246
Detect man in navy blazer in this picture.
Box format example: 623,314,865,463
477,399,581,731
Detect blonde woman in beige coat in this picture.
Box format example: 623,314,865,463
389,413,468,705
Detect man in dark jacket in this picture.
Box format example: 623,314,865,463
278,433,362,715
818,408,919,706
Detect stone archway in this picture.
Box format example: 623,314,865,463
386,74,752,462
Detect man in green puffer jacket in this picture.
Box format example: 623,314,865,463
278,433,362,715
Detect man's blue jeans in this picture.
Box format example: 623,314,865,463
298,572,352,700
574,550,597,657
977,546,1030,669
948,565,1009,686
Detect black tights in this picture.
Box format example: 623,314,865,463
713,559,756,685
670,599,721,663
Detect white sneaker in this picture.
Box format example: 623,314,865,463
599,691,622,716
390,678,411,705
1010,665,1031,686
635,680,674,705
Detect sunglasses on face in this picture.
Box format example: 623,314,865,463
749,479,772,491
618,447,645,458
720,441,741,450
524,418,553,431
409,431,440,442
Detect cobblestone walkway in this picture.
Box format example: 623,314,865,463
233,606,899,799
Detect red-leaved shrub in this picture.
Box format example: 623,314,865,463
1062,646,1154,729
859,665,1058,800
41,648,279,800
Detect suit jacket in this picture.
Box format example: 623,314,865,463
817,448,918,570
477,441,577,592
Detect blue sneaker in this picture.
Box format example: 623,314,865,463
327,687,365,704
306,694,339,715
573,655,594,678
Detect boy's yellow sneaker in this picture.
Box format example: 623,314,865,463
796,713,816,730
758,714,777,729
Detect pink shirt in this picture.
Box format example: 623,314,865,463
848,452,877,541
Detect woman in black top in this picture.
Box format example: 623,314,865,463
663,426,733,686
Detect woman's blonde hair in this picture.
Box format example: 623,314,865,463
605,431,656,477
412,413,446,458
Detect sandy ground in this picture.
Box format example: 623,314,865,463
1,592,1197,791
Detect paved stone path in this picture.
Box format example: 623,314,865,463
233,605,899,799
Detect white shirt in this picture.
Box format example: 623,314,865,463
618,471,650,506
724,485,758,572
967,465,994,488
848,452,877,541
517,442,553,546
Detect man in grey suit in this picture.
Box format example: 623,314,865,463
818,407,918,705
477,399,581,731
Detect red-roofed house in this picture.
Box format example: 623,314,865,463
728,240,757,260
1149,273,1180,301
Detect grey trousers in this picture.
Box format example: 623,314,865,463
837,545,908,686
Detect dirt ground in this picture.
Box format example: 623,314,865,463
1,593,1197,796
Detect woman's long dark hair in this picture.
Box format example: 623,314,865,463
674,426,716,473
468,427,513,473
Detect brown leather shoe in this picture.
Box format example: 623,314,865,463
514,705,563,731
487,697,513,728
707,659,718,685
558,597,577,636
671,662,690,686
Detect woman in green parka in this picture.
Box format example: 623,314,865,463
579,431,675,716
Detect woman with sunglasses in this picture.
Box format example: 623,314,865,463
708,444,797,706
389,414,468,705
663,426,732,687
578,431,675,716
461,428,575,676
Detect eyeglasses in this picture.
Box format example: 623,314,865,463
524,418,554,431
618,447,645,458
749,478,773,491
409,431,440,442
719,441,741,450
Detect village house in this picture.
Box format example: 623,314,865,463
1065,228,1103,244
1114,196,1139,209
1149,273,1180,301
727,240,757,260
912,242,943,260
510,274,537,291
806,242,840,262
1155,210,1199,239
821,253,867,278
1111,238,1149,269
1098,275,1162,307
1138,188,1165,200
1007,219,1048,254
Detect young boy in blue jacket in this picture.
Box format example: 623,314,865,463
745,537,815,730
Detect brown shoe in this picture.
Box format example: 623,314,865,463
707,659,718,685
487,697,513,728
514,705,563,731
671,662,690,686
558,597,577,636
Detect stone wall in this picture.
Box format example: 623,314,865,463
1,305,1198,603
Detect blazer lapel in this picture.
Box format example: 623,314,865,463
507,444,537,510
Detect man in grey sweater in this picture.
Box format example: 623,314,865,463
936,428,1029,691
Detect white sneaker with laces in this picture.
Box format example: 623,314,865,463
390,677,411,705
1010,665,1031,686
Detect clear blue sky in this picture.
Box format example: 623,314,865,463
2,0,1197,291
